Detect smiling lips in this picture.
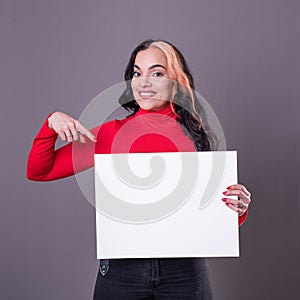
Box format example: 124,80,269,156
139,91,156,99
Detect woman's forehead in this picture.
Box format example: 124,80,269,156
134,48,167,68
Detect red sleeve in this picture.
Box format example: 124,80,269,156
26,116,100,181
238,209,248,226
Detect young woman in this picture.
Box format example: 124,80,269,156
27,39,251,299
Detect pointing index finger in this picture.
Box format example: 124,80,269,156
76,123,97,142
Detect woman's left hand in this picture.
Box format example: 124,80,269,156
222,184,251,217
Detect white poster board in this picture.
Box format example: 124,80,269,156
95,151,239,258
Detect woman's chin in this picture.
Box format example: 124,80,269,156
137,99,169,111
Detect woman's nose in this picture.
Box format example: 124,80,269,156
138,76,152,87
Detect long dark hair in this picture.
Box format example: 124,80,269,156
118,39,216,151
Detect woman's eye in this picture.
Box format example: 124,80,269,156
133,71,141,77
153,72,163,77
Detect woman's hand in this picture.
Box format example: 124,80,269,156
48,111,96,143
222,184,251,216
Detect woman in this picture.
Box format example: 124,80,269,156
27,39,251,299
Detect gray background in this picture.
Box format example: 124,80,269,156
1,0,299,299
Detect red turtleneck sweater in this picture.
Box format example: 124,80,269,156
26,105,247,225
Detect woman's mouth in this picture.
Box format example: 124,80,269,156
139,91,156,99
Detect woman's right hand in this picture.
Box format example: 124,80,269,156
48,111,96,143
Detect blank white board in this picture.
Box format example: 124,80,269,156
95,151,239,258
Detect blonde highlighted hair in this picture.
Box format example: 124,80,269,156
149,41,202,126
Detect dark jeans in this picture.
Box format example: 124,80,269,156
93,258,213,300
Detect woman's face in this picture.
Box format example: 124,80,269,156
131,47,173,111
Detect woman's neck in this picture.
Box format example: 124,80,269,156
136,103,176,119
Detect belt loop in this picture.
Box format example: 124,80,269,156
99,259,110,276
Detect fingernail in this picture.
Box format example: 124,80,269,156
226,186,232,190
222,191,227,195
221,198,227,202
226,203,230,206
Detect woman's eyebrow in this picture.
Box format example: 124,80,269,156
134,64,167,70
149,64,167,70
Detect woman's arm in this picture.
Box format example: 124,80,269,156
238,209,248,226
26,112,97,181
